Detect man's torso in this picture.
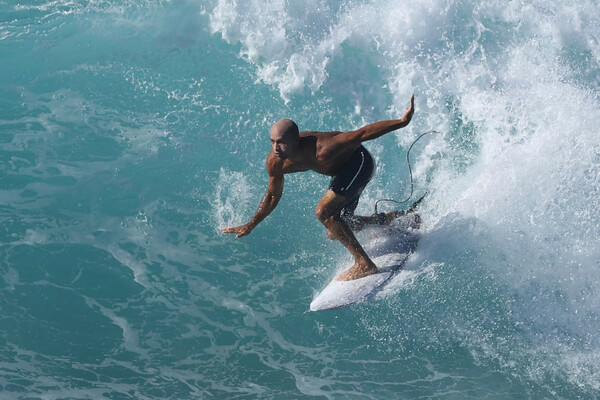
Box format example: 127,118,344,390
268,131,362,177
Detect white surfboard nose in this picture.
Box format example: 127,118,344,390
310,275,387,311
310,229,420,311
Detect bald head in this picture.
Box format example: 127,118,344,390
270,119,299,140
270,119,299,159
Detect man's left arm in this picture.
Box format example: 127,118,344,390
346,95,414,143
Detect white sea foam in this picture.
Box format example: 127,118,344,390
208,0,600,391
212,167,257,229
84,297,147,358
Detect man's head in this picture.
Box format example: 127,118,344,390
270,119,299,159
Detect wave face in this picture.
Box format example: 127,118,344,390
1,0,599,398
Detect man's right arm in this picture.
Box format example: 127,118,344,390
221,172,284,238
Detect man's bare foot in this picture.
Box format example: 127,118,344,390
336,261,378,281
380,205,421,227
384,211,400,224
372,210,406,226
378,193,425,225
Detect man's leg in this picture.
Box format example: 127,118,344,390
316,190,378,281
324,195,396,237
342,194,426,232
343,213,395,231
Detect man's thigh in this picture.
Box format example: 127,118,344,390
316,189,349,219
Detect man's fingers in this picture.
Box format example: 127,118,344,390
222,225,251,238
236,229,251,238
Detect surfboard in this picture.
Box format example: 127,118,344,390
310,213,421,311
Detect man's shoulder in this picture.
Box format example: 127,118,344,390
265,151,284,176
300,130,343,139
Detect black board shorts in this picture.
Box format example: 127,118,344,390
328,145,375,217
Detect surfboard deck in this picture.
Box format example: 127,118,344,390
310,214,421,311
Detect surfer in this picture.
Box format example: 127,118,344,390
222,95,415,281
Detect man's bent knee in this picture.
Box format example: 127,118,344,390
315,204,338,223
326,229,337,240
316,210,335,226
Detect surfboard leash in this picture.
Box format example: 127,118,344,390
373,130,439,215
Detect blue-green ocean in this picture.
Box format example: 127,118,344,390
2,0,600,398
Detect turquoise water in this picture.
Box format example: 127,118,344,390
1,0,600,398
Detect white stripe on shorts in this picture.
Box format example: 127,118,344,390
344,150,365,191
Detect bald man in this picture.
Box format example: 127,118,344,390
222,95,415,281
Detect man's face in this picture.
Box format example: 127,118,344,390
269,119,299,160
270,131,295,159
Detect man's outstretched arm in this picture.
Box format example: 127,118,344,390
345,95,414,144
221,174,284,238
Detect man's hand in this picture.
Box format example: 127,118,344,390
221,177,283,239
221,224,253,238
402,95,415,122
